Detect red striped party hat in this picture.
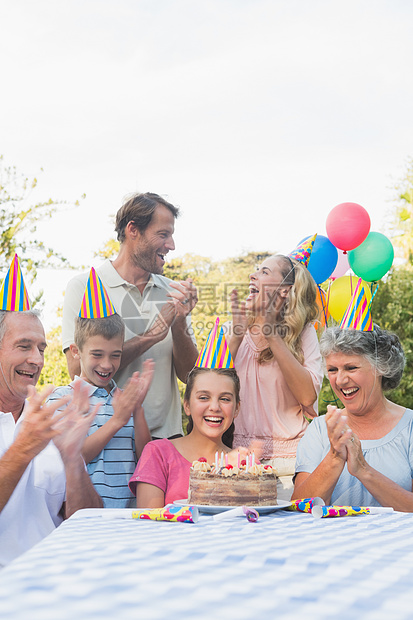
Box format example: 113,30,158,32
195,317,234,369
79,268,116,318
0,254,31,311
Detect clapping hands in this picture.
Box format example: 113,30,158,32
112,359,154,425
326,405,365,475
168,279,198,317
18,382,99,465
51,380,100,464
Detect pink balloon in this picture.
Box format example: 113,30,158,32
330,250,349,280
326,202,370,252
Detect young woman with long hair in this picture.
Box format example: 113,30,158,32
228,254,323,499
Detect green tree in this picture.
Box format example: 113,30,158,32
0,155,84,281
94,237,119,260
373,266,413,408
39,325,71,388
390,157,413,264
0,155,83,387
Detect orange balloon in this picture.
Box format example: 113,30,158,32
314,287,329,329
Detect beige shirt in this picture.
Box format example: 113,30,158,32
233,324,323,459
62,260,195,438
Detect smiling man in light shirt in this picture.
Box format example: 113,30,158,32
0,310,103,568
62,192,198,440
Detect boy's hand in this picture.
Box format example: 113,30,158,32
131,360,155,415
112,360,155,426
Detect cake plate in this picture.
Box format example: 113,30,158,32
173,499,291,515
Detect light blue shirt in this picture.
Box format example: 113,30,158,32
295,408,413,507
48,379,136,508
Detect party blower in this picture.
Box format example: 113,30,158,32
212,506,259,522
97,505,199,523
312,505,394,519
131,505,199,523
287,497,325,513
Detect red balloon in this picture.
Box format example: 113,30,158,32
326,202,370,252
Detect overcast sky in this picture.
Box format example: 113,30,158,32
1,0,412,329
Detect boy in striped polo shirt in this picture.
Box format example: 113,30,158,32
50,313,154,507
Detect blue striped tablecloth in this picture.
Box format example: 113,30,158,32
1,508,413,619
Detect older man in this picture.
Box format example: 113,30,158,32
0,310,102,568
62,192,198,439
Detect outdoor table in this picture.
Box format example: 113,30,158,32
1,507,413,619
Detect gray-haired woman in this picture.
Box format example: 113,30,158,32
292,325,413,511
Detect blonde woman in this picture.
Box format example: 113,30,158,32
228,255,323,499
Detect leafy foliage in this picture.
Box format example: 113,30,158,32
317,377,340,416
390,157,413,264
0,155,84,281
0,154,82,386
39,326,71,388
373,267,413,408
94,237,119,260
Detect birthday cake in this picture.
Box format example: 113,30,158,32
188,459,278,506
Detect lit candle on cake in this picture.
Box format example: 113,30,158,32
246,454,249,473
215,451,218,470
220,451,224,468
225,453,228,467
237,451,240,468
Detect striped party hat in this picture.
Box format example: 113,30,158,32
339,278,373,331
0,254,31,311
288,233,317,267
79,268,116,318
195,317,234,369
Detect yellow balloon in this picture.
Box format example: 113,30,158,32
328,276,372,322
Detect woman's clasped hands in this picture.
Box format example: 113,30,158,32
326,405,367,477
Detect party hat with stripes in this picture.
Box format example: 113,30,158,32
195,317,234,369
79,268,116,318
288,233,317,267
0,254,31,311
340,277,373,332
